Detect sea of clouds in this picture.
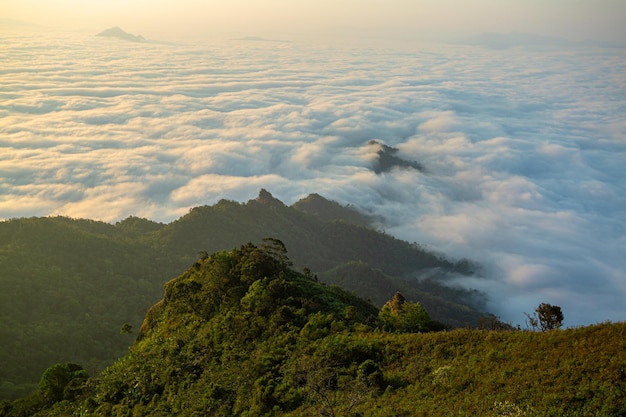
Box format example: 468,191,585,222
1,29,624,326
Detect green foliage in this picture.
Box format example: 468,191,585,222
0,191,486,399
86,244,380,417
290,193,371,227
379,292,432,333
119,323,132,335
2,243,625,417
491,400,534,417
38,363,88,404
357,359,384,390
0,216,166,400
320,261,485,327
526,302,564,331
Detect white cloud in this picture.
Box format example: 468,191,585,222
1,30,625,326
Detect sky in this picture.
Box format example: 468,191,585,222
1,2,625,327
2,0,626,43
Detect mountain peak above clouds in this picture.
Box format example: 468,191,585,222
368,140,425,174
97,26,146,42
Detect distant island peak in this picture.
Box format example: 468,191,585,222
97,26,146,43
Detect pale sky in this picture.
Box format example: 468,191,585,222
2,0,625,42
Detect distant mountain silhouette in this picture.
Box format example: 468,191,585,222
97,26,146,43
232,35,291,43
457,31,626,49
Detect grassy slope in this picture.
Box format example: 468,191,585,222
339,323,626,416
2,244,624,417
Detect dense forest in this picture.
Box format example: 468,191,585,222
0,190,485,400
1,242,624,416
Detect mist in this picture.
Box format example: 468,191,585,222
1,27,624,327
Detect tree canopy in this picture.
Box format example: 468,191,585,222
0,192,486,400
1,245,624,417
526,303,564,331
378,292,432,333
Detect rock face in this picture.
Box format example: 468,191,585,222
96,26,145,42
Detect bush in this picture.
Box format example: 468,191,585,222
38,363,89,404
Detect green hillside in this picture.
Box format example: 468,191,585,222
0,190,485,400
1,243,624,417
0,216,165,399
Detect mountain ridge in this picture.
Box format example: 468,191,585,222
2,242,624,416
0,189,487,400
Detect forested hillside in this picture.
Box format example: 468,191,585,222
1,243,624,417
0,216,165,399
0,190,484,400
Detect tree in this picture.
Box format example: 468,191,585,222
38,363,89,404
526,303,563,331
260,237,292,268
120,323,132,334
536,303,563,331
379,292,431,333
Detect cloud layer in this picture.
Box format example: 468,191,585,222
1,30,625,326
